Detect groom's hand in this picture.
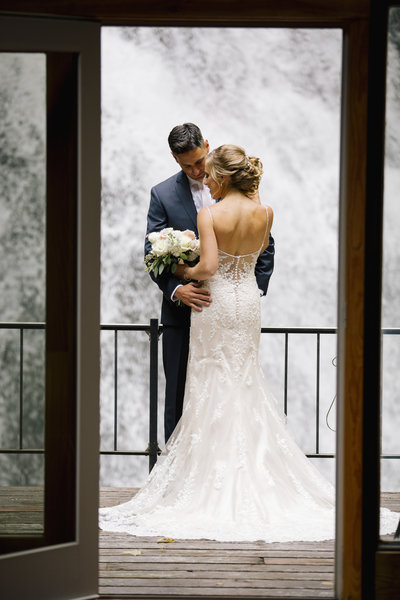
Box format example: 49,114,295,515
174,282,212,312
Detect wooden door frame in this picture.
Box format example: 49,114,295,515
0,15,101,600
362,2,400,599
1,1,397,599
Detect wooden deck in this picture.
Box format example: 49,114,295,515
1,487,398,599
0,486,44,535
99,488,400,599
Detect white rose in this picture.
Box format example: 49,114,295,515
152,238,169,256
159,227,173,239
179,230,197,252
190,239,200,252
148,231,159,244
170,240,182,257
180,236,193,252
181,229,196,240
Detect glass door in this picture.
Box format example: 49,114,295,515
0,15,100,600
380,6,400,536
0,51,46,537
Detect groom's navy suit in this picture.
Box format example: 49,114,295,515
145,170,275,441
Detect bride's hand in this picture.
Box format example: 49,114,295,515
174,281,212,311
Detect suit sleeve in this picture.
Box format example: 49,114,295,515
145,185,182,300
255,233,275,296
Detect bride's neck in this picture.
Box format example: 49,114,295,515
220,190,252,203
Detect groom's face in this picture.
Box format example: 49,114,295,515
173,141,209,182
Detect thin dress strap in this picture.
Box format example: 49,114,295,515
206,206,214,226
258,206,270,253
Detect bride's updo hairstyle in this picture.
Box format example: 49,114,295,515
206,144,263,197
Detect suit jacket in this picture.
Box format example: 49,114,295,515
145,170,275,327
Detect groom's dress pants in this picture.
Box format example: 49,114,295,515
162,324,190,442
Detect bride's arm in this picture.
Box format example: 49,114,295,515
176,208,218,281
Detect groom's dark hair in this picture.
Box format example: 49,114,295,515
168,123,205,155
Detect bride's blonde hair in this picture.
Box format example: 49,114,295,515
206,144,263,197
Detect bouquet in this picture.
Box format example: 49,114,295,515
145,227,200,278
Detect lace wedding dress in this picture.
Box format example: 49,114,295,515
99,217,399,542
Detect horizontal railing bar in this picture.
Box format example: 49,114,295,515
1,322,399,335
304,454,400,459
0,322,46,329
261,327,337,334
101,323,153,331
381,455,400,459
306,453,336,458
0,449,147,455
2,449,399,459
100,450,150,456
0,449,148,455
0,449,45,454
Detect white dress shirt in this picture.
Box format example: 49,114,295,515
187,176,215,212
171,177,214,301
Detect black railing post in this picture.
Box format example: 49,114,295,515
148,318,159,471
284,332,288,415
113,329,118,452
316,333,321,455
19,327,24,450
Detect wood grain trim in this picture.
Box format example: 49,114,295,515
367,1,400,595
336,18,369,600
0,0,369,26
376,550,400,600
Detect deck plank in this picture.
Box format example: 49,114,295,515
97,488,399,598
99,488,338,598
0,486,44,535
1,485,398,597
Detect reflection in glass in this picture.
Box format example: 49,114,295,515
0,53,46,536
381,8,400,539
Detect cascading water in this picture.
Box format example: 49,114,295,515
0,25,398,494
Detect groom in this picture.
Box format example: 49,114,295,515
145,123,275,442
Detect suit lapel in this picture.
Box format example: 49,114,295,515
176,171,198,233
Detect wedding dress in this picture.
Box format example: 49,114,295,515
99,212,399,542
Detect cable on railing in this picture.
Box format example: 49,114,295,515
326,356,337,432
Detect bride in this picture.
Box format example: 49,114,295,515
99,144,398,542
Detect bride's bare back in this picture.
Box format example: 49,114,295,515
180,192,273,285
210,193,273,257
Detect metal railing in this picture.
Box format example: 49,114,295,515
0,322,45,455
0,321,399,471
261,326,337,460
100,320,160,469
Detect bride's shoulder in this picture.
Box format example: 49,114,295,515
197,205,215,226
257,204,274,228
257,203,273,216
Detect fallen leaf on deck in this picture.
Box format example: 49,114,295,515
157,537,175,543
121,549,142,556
